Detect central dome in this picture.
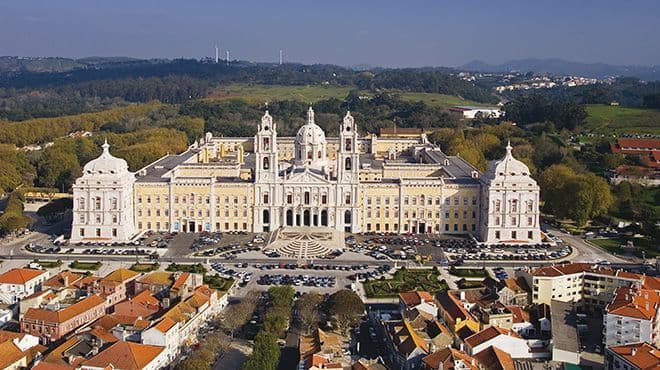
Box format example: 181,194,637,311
295,106,326,146
294,107,328,170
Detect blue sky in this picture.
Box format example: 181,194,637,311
1,1,659,67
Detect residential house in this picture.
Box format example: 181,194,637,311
507,306,535,338
0,331,45,370
299,328,349,370
91,268,140,308
21,294,106,343
421,347,479,370
472,346,515,370
604,286,660,347
79,340,167,370
399,291,439,318
483,277,531,306
470,302,513,330
113,289,161,320
437,291,480,333
0,268,48,304
605,342,660,370
382,320,429,370
464,326,547,359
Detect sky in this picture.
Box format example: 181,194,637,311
1,1,659,67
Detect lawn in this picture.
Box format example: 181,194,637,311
590,237,659,258
395,91,488,109
207,83,483,111
203,273,235,291
165,262,207,274
363,268,448,298
449,266,489,278
208,83,354,104
68,261,102,271
33,260,63,268
129,263,160,272
581,104,660,136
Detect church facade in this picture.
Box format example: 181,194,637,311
70,108,541,245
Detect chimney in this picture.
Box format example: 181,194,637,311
162,297,170,309
632,348,637,356
460,291,466,301
63,275,69,287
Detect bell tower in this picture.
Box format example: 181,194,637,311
255,110,278,182
337,111,359,182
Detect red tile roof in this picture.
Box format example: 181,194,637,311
23,294,105,324
607,287,660,320
399,291,436,308
422,347,478,370
609,342,660,370
507,306,531,324
473,346,515,370
465,326,521,348
0,268,46,284
81,341,163,370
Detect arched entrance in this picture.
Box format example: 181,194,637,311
344,210,352,232
263,209,270,224
303,210,311,226
320,210,328,226
286,210,293,226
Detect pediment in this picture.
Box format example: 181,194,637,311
285,168,332,184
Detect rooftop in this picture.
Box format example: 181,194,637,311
609,342,660,370
0,268,46,285
23,294,105,324
607,287,660,320
81,340,164,370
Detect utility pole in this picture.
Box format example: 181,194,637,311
226,50,230,66
279,49,283,65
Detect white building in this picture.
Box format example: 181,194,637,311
449,106,503,119
604,287,660,347
70,108,541,245
70,140,136,243
480,141,541,244
464,325,547,359
0,268,48,304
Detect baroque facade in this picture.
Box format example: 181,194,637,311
71,108,541,245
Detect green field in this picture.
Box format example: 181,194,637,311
395,92,488,109
208,83,484,110
363,268,448,298
129,263,160,272
203,274,235,291
582,104,660,135
68,261,102,271
590,237,658,258
209,84,354,104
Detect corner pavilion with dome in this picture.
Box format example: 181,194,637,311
71,107,541,245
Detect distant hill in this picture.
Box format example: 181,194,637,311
460,58,660,80
0,56,145,73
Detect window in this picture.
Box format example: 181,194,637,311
263,157,270,170
435,197,441,205
463,197,468,206
94,197,101,210
79,214,85,223
495,216,500,226
345,194,351,205
527,216,533,226
174,196,179,204
345,138,352,151
96,228,101,237
444,197,450,206
263,192,269,204
495,231,500,239
527,201,534,212
511,231,517,239
494,200,501,212
345,157,352,170
510,216,517,226
263,137,270,150
453,196,459,205
528,231,533,239
321,194,327,204
404,196,409,205
112,229,117,237
472,196,477,206
287,193,293,204
80,228,85,237
511,199,518,212
95,214,101,224
79,198,85,210
112,215,118,224
412,196,417,205
304,192,310,205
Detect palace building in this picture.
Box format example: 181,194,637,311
70,107,541,245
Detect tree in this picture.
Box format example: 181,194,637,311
325,290,364,335
296,293,324,334
35,145,81,191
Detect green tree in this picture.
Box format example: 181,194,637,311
296,292,324,334
325,290,365,335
